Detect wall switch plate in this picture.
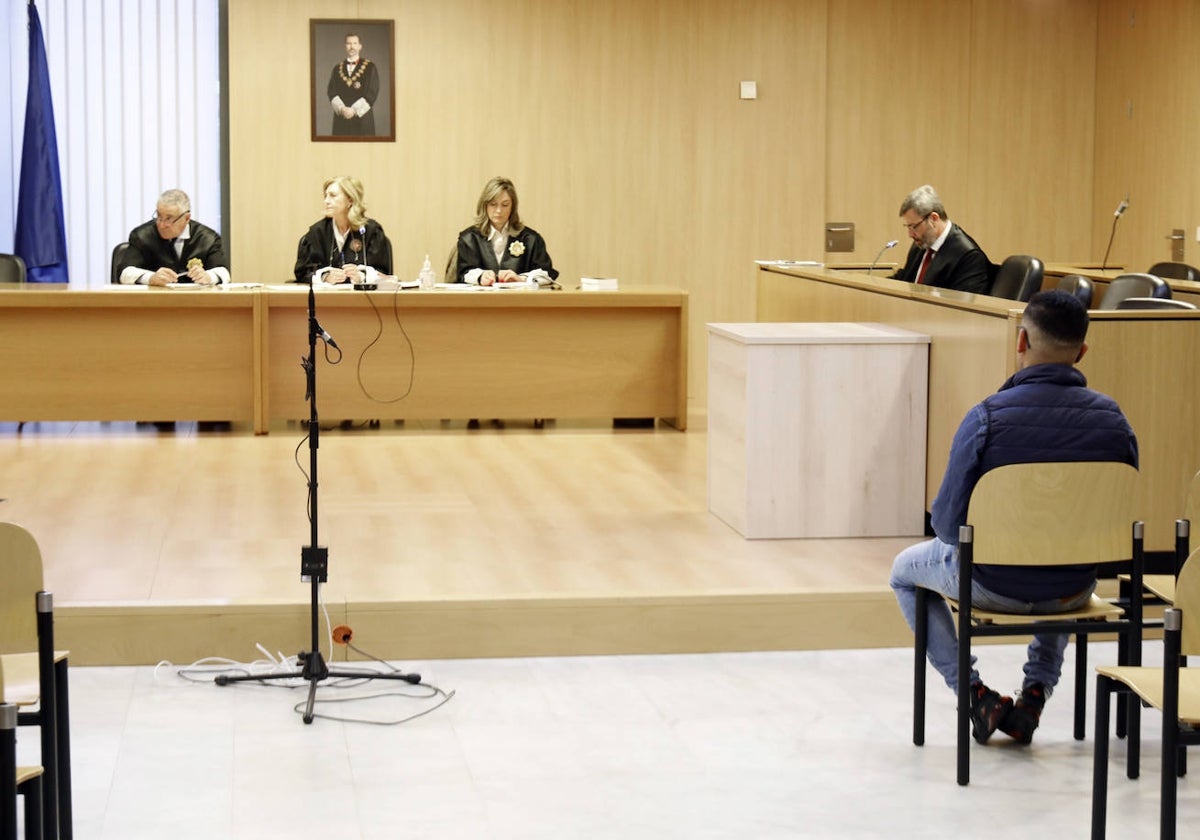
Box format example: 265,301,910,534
739,80,757,100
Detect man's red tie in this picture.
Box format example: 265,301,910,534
916,248,934,284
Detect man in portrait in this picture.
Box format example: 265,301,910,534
327,32,379,137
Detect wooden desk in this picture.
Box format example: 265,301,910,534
756,264,1200,551
0,285,688,432
1044,264,1200,308
0,286,260,424
264,286,688,428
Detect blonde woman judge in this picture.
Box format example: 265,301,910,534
294,176,392,284
455,177,557,286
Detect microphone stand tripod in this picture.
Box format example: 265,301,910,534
215,282,420,723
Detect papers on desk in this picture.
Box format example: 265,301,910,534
755,260,825,268
581,277,619,291
431,281,539,291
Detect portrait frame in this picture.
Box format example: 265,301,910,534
310,19,396,142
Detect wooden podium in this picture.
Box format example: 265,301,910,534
706,322,929,538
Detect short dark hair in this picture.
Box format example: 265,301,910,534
1024,289,1089,347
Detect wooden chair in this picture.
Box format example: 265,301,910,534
1091,548,1200,839
1,659,45,840
912,461,1144,786
0,523,71,840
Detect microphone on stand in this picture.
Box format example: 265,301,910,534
353,225,376,290
1101,194,1129,271
868,240,899,276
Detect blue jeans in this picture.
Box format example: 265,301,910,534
889,537,1095,693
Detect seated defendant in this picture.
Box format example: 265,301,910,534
892,184,990,295
455,177,558,286
889,290,1138,746
117,189,230,286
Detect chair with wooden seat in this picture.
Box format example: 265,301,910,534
1091,548,1200,839
0,523,71,840
1,660,45,840
912,461,1144,786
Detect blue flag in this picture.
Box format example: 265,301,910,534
14,2,69,284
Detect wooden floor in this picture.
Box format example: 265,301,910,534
0,415,916,665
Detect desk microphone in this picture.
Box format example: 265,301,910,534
353,225,377,290
868,240,899,276
1101,194,1129,270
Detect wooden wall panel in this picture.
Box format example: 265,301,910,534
228,0,826,402
967,0,1097,264
825,1,974,264
1095,0,1200,273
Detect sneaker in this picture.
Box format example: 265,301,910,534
969,682,1014,744
999,683,1046,745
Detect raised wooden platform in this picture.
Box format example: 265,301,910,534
0,417,912,665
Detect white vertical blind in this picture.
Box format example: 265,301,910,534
1,0,222,288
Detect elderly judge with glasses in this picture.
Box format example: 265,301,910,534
117,189,231,286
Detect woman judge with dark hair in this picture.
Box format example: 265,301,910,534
455,176,557,286
294,175,392,283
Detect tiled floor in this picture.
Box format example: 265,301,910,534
16,642,1196,839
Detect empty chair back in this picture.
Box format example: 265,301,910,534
110,242,130,284
1099,272,1171,310
0,254,26,284
988,254,1044,301
1056,274,1093,308
0,523,44,654
1148,261,1200,282
1178,547,1200,655
1116,297,1197,311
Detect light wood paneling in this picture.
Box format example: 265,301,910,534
756,266,1018,505
228,0,827,403
825,0,974,263
755,266,1200,550
967,0,1097,263
1095,0,1200,272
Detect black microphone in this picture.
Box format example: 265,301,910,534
1101,194,1129,270
314,319,339,350
868,240,899,276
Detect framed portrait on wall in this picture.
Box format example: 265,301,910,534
310,19,395,142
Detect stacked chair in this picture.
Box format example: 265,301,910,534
0,523,71,839
1,659,44,840
1091,548,1200,838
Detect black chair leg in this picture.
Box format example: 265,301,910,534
53,660,70,840
20,776,42,840
1075,633,1088,740
1091,674,1112,840
913,588,927,747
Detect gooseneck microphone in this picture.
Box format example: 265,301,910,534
1101,194,1129,271
868,240,899,276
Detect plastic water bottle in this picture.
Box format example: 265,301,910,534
419,254,437,290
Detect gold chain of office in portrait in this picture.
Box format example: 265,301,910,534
337,59,372,89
